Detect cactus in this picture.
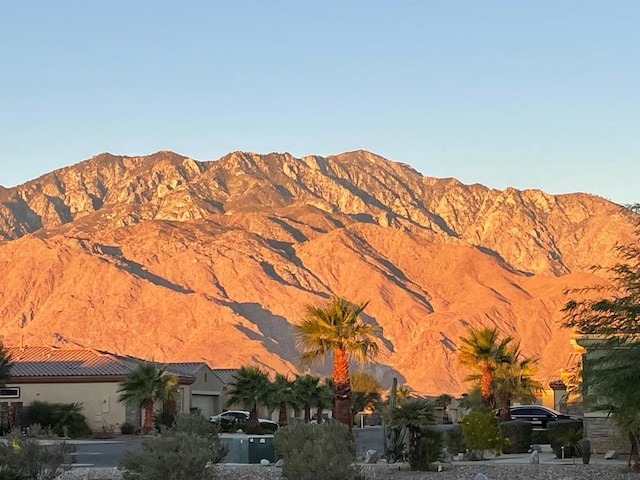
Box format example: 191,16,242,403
383,377,407,463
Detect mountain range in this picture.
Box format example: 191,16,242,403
0,150,636,395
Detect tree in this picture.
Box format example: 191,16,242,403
293,373,321,423
225,365,271,429
493,344,543,421
386,398,435,470
117,362,178,433
563,204,640,469
457,326,513,407
0,342,12,387
350,371,382,425
296,296,380,433
270,373,298,427
435,394,453,423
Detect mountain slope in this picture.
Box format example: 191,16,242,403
0,150,636,394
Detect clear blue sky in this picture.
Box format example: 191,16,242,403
1,1,638,205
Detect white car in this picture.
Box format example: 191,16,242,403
209,410,279,429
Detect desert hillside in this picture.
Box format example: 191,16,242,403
0,150,636,394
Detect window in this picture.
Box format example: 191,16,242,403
0,387,20,398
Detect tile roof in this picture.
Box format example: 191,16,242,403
6,347,136,377
5,346,205,381
212,368,240,384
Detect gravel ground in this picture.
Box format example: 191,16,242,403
57,463,640,480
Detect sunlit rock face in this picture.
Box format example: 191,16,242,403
0,149,635,394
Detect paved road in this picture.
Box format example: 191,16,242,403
64,439,140,468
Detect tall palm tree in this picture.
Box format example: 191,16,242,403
296,296,380,432
226,365,271,429
117,362,178,433
457,326,513,407
0,342,13,387
386,398,436,470
314,379,333,423
494,344,544,421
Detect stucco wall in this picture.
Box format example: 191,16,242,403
6,381,127,431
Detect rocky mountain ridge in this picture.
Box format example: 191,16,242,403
0,150,636,394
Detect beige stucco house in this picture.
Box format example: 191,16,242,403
2,346,232,432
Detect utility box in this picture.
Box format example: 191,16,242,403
220,434,275,464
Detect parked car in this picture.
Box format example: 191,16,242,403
209,410,279,430
503,405,580,428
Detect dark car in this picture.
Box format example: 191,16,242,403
505,405,579,428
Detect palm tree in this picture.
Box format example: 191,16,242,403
435,393,454,423
293,373,321,423
117,362,178,433
494,345,544,421
226,365,271,429
457,326,513,407
386,398,436,470
296,295,380,432
314,379,333,423
0,342,13,387
270,373,298,427
351,370,382,425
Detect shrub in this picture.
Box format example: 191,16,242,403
418,427,445,471
274,423,363,480
120,421,136,435
547,420,583,458
445,424,466,455
23,401,92,438
460,409,508,459
500,421,533,454
120,416,227,480
531,428,549,445
0,431,74,480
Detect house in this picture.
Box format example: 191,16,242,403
2,346,232,431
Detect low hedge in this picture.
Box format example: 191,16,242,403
500,421,533,454
547,419,583,458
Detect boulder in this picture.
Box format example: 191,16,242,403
604,450,618,459
365,449,379,464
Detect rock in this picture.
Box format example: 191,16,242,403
365,449,379,463
474,474,490,480
529,450,540,464
604,449,618,459
530,444,542,452
274,459,284,468
260,459,270,466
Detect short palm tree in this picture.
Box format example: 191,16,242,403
293,373,321,423
270,373,298,427
296,295,380,433
386,398,436,470
117,362,178,433
494,345,544,421
226,365,271,429
457,326,513,407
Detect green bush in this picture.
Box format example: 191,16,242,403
120,421,136,435
274,423,363,480
460,410,508,459
547,420,583,458
0,432,74,480
445,424,466,455
23,401,91,438
500,421,533,454
418,427,445,471
120,415,227,480
531,428,549,445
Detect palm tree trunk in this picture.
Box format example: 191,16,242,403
481,365,494,407
143,399,154,433
249,405,259,429
333,347,352,432
498,391,512,421
408,425,420,470
304,404,311,423
278,402,288,427
316,406,323,424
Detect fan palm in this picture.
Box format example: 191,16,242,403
494,345,544,421
296,296,380,432
293,373,322,423
270,373,298,427
226,365,271,429
457,326,513,407
386,398,436,470
117,362,178,433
